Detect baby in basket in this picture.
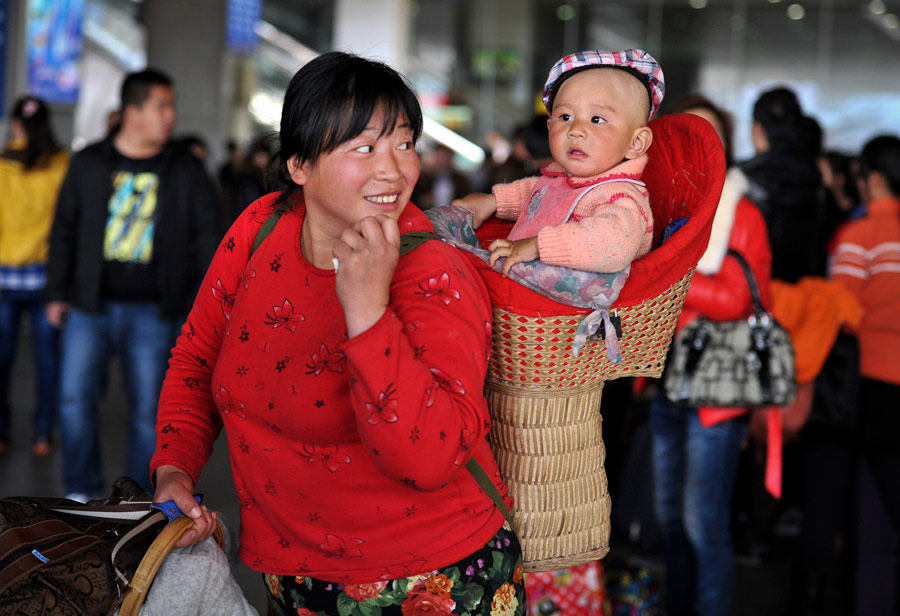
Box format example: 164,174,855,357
454,49,664,277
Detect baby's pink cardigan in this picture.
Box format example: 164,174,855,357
492,155,653,273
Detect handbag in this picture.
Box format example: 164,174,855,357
663,249,797,408
0,476,224,616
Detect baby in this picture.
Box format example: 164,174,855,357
454,49,664,276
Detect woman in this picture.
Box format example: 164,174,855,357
650,95,773,616
150,52,525,615
829,134,900,613
0,96,68,454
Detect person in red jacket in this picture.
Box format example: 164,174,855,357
150,52,525,615
649,96,773,616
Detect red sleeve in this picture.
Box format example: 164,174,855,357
150,196,273,484
685,198,773,321
340,241,493,492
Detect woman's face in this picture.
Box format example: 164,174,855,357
290,105,420,237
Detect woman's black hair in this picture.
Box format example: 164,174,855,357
7,96,61,169
271,51,423,201
752,86,803,154
859,135,900,197
670,94,735,168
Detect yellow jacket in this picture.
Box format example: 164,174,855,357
0,144,69,267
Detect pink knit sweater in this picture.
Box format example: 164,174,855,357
492,155,653,272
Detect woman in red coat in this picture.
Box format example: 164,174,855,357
649,96,772,616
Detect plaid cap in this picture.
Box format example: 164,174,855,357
542,49,665,120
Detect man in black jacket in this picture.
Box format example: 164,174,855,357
45,69,221,500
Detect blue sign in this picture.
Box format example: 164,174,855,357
226,0,261,55
26,0,83,105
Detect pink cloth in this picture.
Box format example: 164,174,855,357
493,156,653,272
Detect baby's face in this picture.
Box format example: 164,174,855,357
547,68,649,178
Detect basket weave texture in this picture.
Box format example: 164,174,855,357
488,271,693,390
485,271,693,572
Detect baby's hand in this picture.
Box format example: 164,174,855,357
489,237,540,276
451,193,497,229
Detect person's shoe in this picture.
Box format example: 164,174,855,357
32,436,53,456
64,492,90,503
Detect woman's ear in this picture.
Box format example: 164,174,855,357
625,125,653,159
287,155,307,185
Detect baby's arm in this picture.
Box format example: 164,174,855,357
451,192,497,229
538,187,652,272
488,237,540,276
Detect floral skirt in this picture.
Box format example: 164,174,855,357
264,523,526,616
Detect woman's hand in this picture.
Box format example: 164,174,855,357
153,465,218,548
333,215,401,337
451,193,497,229
489,236,540,276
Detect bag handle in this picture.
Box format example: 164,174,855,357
117,517,226,616
726,249,766,315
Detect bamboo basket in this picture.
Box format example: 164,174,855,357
486,271,693,573
474,113,726,573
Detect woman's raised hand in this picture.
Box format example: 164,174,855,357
333,214,401,337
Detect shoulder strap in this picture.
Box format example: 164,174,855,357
726,248,765,314
250,203,290,254
465,458,513,526
250,206,440,257
399,230,440,256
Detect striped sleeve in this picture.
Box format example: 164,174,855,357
830,240,868,280
870,241,900,275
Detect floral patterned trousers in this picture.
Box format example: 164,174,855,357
264,523,526,616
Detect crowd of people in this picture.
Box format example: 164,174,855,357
0,47,897,616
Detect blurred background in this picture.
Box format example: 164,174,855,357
2,2,899,614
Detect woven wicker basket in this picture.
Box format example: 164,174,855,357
485,271,693,572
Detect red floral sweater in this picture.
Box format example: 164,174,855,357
150,193,509,583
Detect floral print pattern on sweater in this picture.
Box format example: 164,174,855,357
151,193,508,583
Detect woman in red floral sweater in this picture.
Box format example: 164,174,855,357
150,52,525,615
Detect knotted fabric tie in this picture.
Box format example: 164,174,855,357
573,308,621,362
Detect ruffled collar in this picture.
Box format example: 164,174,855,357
539,154,648,188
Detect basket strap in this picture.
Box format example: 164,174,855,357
465,458,513,526
117,517,226,616
252,205,440,258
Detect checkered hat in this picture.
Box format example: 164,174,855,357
542,49,665,120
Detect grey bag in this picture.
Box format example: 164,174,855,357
663,250,797,408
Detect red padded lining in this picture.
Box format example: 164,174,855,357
471,113,726,317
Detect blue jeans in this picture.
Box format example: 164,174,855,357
0,288,59,439
58,303,178,496
649,391,747,616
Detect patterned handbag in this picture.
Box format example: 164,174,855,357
663,249,797,408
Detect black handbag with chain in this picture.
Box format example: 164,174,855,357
663,249,797,408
